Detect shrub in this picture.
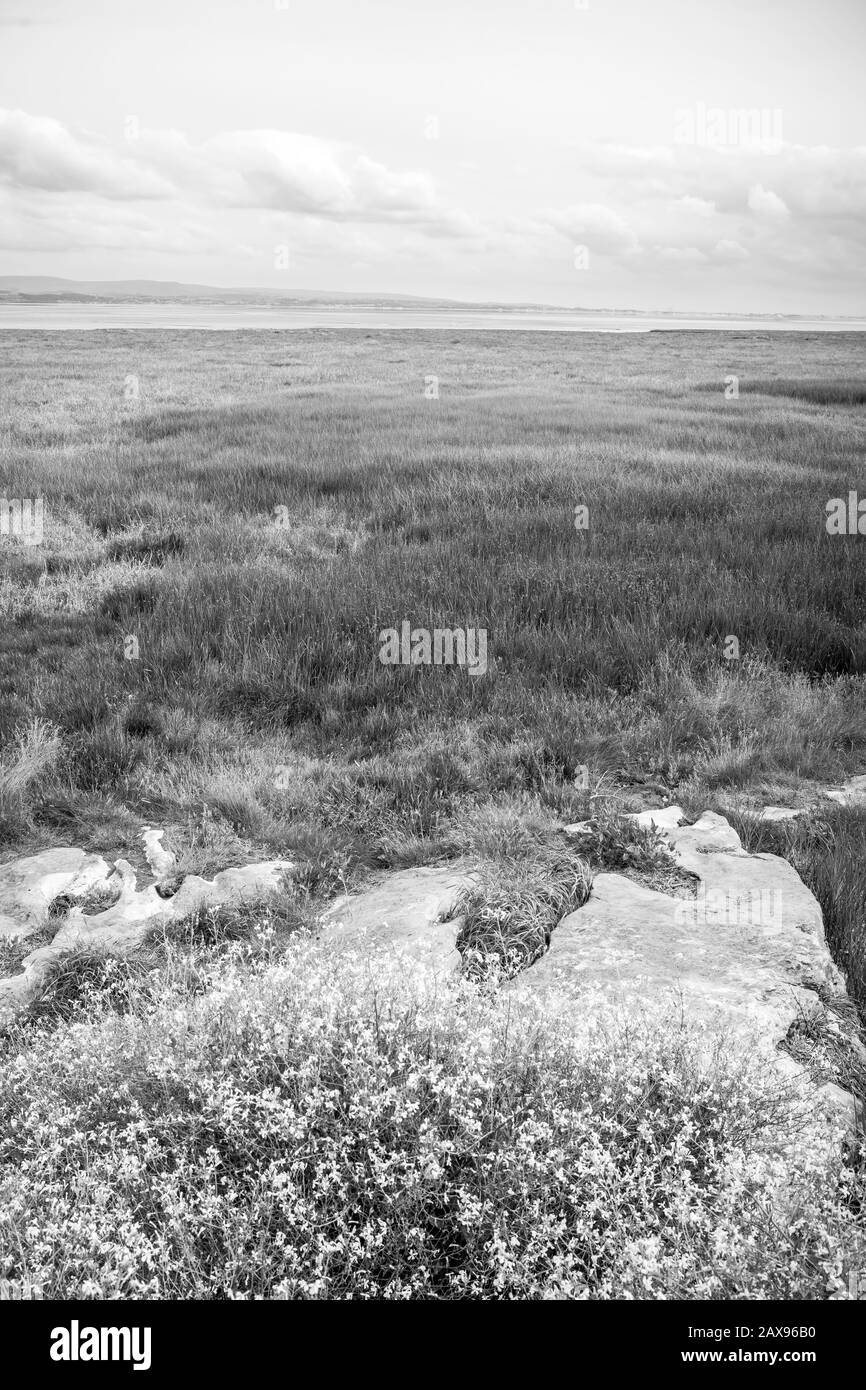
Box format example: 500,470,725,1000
0,936,861,1300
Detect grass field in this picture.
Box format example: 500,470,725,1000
2,330,866,974
2,327,866,1299
2,330,865,955
2,328,865,801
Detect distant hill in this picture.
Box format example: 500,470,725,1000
0,277,597,313
0,277,468,307
0,278,851,320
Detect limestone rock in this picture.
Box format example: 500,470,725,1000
0,831,294,1028
0,848,111,939
823,774,866,807
630,805,685,833
561,819,597,840
168,862,294,919
317,863,475,974
511,811,858,1147
142,827,177,880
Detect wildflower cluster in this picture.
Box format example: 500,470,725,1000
0,936,862,1299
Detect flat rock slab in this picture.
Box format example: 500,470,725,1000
512,810,856,1144
317,863,474,974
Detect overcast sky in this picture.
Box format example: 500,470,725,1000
0,0,864,312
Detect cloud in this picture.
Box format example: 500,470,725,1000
712,239,749,262
656,246,707,264
571,139,866,225
0,109,478,240
540,203,640,255
533,139,866,292
0,187,224,254
747,184,790,219
675,196,716,218
0,109,173,199
2,106,863,307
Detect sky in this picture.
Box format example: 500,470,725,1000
0,0,864,312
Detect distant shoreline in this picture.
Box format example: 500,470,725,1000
1,304,864,333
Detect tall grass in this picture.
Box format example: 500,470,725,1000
0,718,62,838
1,328,864,997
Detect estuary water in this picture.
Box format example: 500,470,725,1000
0,304,863,332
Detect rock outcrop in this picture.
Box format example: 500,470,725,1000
315,862,474,974
1,803,862,1163
513,807,862,1150
0,831,294,1027
0,848,112,939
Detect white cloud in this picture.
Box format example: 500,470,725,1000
656,246,707,264
540,203,640,255
0,109,172,199
675,196,716,217
530,140,866,299
712,239,749,262
747,184,790,219
1,105,864,308
0,109,478,239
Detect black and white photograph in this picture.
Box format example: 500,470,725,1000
0,0,864,1354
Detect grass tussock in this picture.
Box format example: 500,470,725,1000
0,934,863,1301
455,844,592,977
0,719,63,840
